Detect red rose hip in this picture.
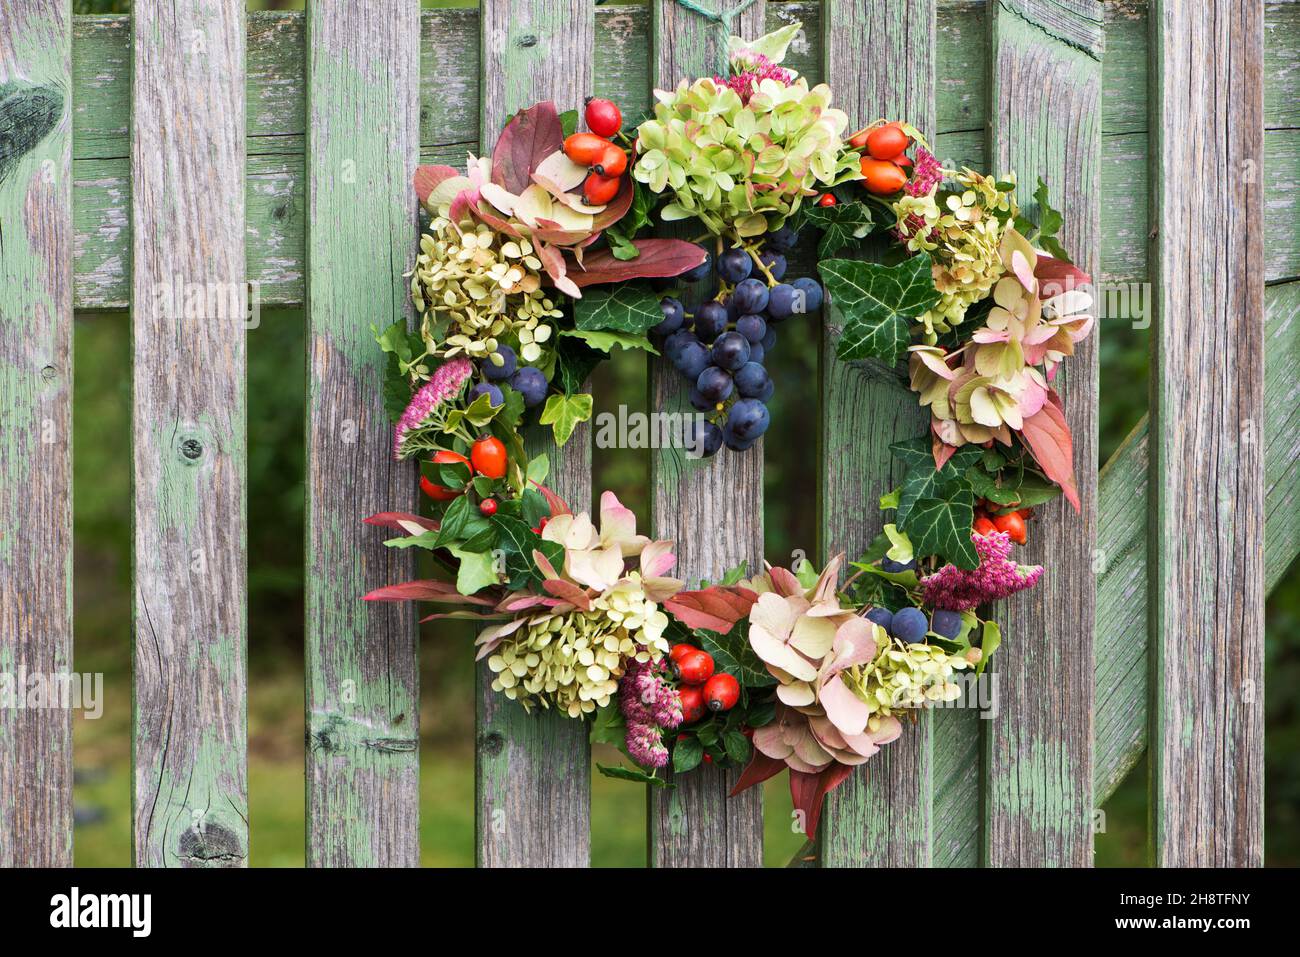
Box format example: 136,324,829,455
703,673,740,712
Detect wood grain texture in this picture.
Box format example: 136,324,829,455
131,0,248,867
1148,0,1265,867
0,0,73,868
474,0,594,869
56,7,1300,310
818,0,941,869
305,0,421,868
647,0,766,870
984,0,1101,868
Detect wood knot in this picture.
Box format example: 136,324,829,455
40,365,58,383
517,34,538,48
480,731,505,756
177,820,244,867
178,437,204,461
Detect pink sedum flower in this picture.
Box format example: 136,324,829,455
905,145,943,197
618,658,682,769
920,530,1044,611
716,54,794,103
392,357,473,459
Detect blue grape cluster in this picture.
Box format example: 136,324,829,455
652,228,824,458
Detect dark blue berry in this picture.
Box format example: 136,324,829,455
890,607,929,644
483,344,517,381
469,382,504,406
508,366,547,407
653,297,685,336
717,248,753,284
865,606,894,633
711,331,751,372
733,361,770,398
695,366,734,403
792,277,824,313
731,277,770,315
736,313,767,343
728,397,770,440
767,282,797,321
760,251,787,281
931,609,963,639
694,301,729,343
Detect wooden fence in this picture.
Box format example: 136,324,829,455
1,0,1292,867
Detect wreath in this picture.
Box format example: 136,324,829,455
366,22,1091,837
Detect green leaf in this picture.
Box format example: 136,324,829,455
539,392,594,446
443,390,499,433
803,200,878,258
596,763,672,787
672,735,703,774
559,328,659,355
558,108,579,138
605,228,641,261
905,493,979,569
553,336,604,396
573,285,667,334
490,513,550,590
895,445,981,526
526,452,549,486
879,487,901,510
977,619,1001,675
433,494,493,552
882,524,913,563
589,700,627,749
718,561,748,586
820,254,940,364
448,546,500,595
723,730,752,765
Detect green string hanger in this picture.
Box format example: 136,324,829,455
670,0,761,70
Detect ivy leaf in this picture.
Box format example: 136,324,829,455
722,730,752,765
819,253,940,364
553,337,603,395
538,392,593,446
905,493,979,569
448,546,500,595
894,443,981,525
573,284,665,334
697,621,776,688
489,513,551,589
559,328,659,355
802,200,878,257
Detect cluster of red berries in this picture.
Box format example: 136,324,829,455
563,98,626,205
973,503,1031,545
668,643,740,723
420,437,509,514
848,121,914,195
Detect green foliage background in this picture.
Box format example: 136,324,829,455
66,0,1297,868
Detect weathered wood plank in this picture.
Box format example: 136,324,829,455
984,0,1101,868
1093,280,1300,803
304,0,421,868
474,0,594,869
818,0,939,869
647,0,766,870
0,0,74,868
131,0,248,867
1148,0,1265,867
56,6,1300,310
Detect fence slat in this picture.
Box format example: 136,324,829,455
983,0,1101,867
0,0,73,868
130,0,248,867
305,0,421,868
647,0,766,870
818,0,939,869
474,0,594,869
1148,0,1265,867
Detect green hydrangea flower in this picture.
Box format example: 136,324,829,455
633,76,861,239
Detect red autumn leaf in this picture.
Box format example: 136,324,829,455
1019,397,1080,511
729,751,787,797
531,481,571,517
568,239,708,287
492,101,563,196
413,164,461,204
789,763,855,839
364,511,438,532
663,585,759,633
363,580,497,605
1034,254,1092,298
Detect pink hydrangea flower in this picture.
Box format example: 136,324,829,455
392,357,473,459
716,54,794,103
920,530,1044,611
